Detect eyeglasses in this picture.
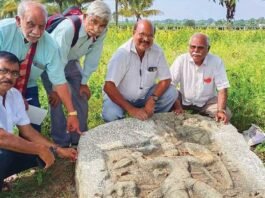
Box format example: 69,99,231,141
189,45,207,50
87,15,107,31
0,68,20,78
137,32,154,40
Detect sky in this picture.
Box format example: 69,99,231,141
103,0,265,21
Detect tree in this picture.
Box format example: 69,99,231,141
0,0,19,19
118,0,162,21
212,0,238,23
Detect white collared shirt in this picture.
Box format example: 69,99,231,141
0,88,30,133
105,38,171,101
170,53,230,107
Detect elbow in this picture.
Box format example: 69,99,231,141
103,81,115,94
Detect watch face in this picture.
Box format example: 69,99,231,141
152,95,158,101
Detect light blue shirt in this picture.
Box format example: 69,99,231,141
0,18,66,88
0,88,30,133
49,17,106,84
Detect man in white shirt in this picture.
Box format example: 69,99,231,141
0,51,77,191
170,33,231,124
103,19,177,122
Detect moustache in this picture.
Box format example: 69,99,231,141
0,80,13,84
28,33,41,39
192,52,202,56
140,40,150,45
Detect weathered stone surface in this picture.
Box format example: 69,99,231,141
76,113,265,198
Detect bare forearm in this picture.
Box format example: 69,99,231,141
18,125,55,148
0,129,45,155
104,81,135,112
152,79,171,97
217,89,228,111
54,84,75,112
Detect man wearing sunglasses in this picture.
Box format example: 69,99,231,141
170,33,231,124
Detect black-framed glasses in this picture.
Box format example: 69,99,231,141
0,68,20,78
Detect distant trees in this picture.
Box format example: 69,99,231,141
212,0,238,23
118,0,162,21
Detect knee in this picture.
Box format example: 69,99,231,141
102,105,124,122
161,85,178,102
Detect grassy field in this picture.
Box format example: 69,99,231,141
86,26,265,131
2,26,265,197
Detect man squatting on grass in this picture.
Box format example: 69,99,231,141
170,33,232,124
0,51,77,191
102,19,177,122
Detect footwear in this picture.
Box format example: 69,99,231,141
243,124,265,146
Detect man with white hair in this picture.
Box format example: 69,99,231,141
41,0,111,147
0,0,80,133
170,33,231,124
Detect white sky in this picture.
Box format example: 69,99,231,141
103,0,265,20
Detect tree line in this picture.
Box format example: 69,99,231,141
0,0,245,25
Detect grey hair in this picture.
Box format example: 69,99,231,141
17,0,48,19
189,33,211,47
86,0,111,22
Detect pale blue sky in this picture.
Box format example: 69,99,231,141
103,0,265,20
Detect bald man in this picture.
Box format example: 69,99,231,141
103,19,177,122
170,33,232,124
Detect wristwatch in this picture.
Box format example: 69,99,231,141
217,109,226,114
49,146,58,157
151,94,159,102
68,111,77,116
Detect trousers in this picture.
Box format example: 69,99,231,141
42,60,88,147
102,85,177,122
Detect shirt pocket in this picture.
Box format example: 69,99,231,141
143,67,158,88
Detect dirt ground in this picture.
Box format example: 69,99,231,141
0,158,77,198
1,148,265,198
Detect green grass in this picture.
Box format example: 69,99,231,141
38,27,265,132
4,25,265,198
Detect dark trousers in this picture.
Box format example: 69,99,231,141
0,149,38,191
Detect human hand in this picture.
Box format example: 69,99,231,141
215,111,228,124
128,107,149,121
38,146,55,169
48,91,61,107
56,147,78,161
79,84,91,100
144,97,155,117
67,115,82,134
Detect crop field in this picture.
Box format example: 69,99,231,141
3,26,265,198
39,26,265,135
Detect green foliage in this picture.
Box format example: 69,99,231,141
38,26,265,134
118,0,162,21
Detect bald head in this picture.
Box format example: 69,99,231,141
189,33,210,47
133,19,155,36
188,33,210,66
133,19,155,58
